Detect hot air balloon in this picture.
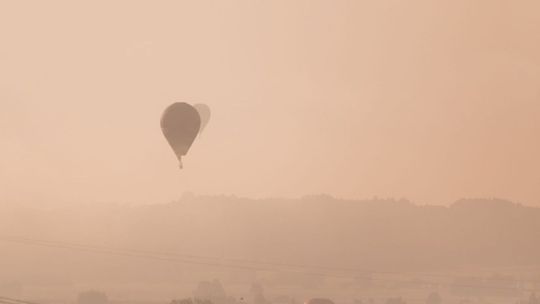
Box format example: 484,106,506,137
193,103,211,134
161,102,201,169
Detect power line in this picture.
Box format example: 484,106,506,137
4,235,540,284
0,236,336,277
3,235,539,283
2,236,539,287
0,296,40,304
1,236,539,293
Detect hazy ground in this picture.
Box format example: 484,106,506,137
1,195,539,304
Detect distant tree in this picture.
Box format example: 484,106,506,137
426,292,442,304
77,290,108,304
250,283,268,304
193,280,235,304
385,297,406,304
271,295,296,304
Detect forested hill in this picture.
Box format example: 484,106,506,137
1,196,539,279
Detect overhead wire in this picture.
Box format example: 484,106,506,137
1,236,538,293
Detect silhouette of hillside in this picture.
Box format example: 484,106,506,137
1,196,539,281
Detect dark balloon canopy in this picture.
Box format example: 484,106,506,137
160,102,201,169
193,103,211,134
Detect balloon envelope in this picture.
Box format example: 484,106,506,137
193,103,211,133
160,102,201,167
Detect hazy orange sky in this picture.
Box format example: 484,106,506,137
1,1,539,206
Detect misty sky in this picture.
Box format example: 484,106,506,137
1,1,539,206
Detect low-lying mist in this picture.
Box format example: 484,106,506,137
1,196,539,303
